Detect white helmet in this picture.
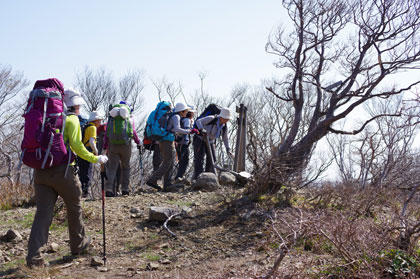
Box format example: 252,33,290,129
88,111,105,122
174,102,192,113
63,88,86,107
219,107,231,120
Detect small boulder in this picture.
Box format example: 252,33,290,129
46,242,59,253
129,208,141,214
130,213,142,218
146,262,159,270
219,172,237,186
0,229,23,243
149,207,182,222
192,172,219,192
237,171,252,185
97,267,108,272
90,256,104,267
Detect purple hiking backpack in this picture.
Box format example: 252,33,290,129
20,78,75,170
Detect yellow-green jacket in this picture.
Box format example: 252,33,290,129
64,114,98,164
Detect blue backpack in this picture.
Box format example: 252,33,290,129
145,101,175,141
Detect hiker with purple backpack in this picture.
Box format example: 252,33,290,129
21,79,108,267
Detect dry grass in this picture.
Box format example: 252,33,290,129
0,179,34,210
260,185,420,278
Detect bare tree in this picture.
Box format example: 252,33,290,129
403,88,420,126
397,154,420,250
76,66,116,113
151,77,182,105
328,95,419,188
261,0,420,193
0,65,30,186
228,78,323,177
0,65,29,129
118,69,145,115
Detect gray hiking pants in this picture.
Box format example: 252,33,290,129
147,140,175,187
105,143,132,194
27,164,89,263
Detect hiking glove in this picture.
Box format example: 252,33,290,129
97,155,108,164
190,128,199,134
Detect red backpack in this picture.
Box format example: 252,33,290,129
19,78,75,171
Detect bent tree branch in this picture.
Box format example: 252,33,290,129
260,0,420,193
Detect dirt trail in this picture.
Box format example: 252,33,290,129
0,187,273,279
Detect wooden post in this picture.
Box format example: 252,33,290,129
234,104,247,172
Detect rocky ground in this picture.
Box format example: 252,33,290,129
0,180,280,279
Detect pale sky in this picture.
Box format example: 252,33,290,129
0,0,287,110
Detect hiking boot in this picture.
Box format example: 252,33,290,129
146,181,162,191
105,191,115,197
27,257,49,268
121,190,129,196
72,236,91,256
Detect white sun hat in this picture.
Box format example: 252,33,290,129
63,88,86,107
88,111,105,122
174,102,192,113
187,104,197,113
219,107,231,120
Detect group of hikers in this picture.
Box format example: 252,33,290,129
76,98,233,197
21,78,233,267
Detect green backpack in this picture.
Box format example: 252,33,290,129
106,104,133,144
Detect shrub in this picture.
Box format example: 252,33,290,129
0,181,34,210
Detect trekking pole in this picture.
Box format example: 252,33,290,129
202,129,217,175
100,164,107,266
138,146,145,189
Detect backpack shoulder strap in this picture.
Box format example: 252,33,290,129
208,116,218,126
166,112,177,132
180,117,188,129
82,123,95,145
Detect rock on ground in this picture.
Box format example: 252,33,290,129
219,172,237,186
0,229,23,243
149,207,182,222
192,172,219,192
